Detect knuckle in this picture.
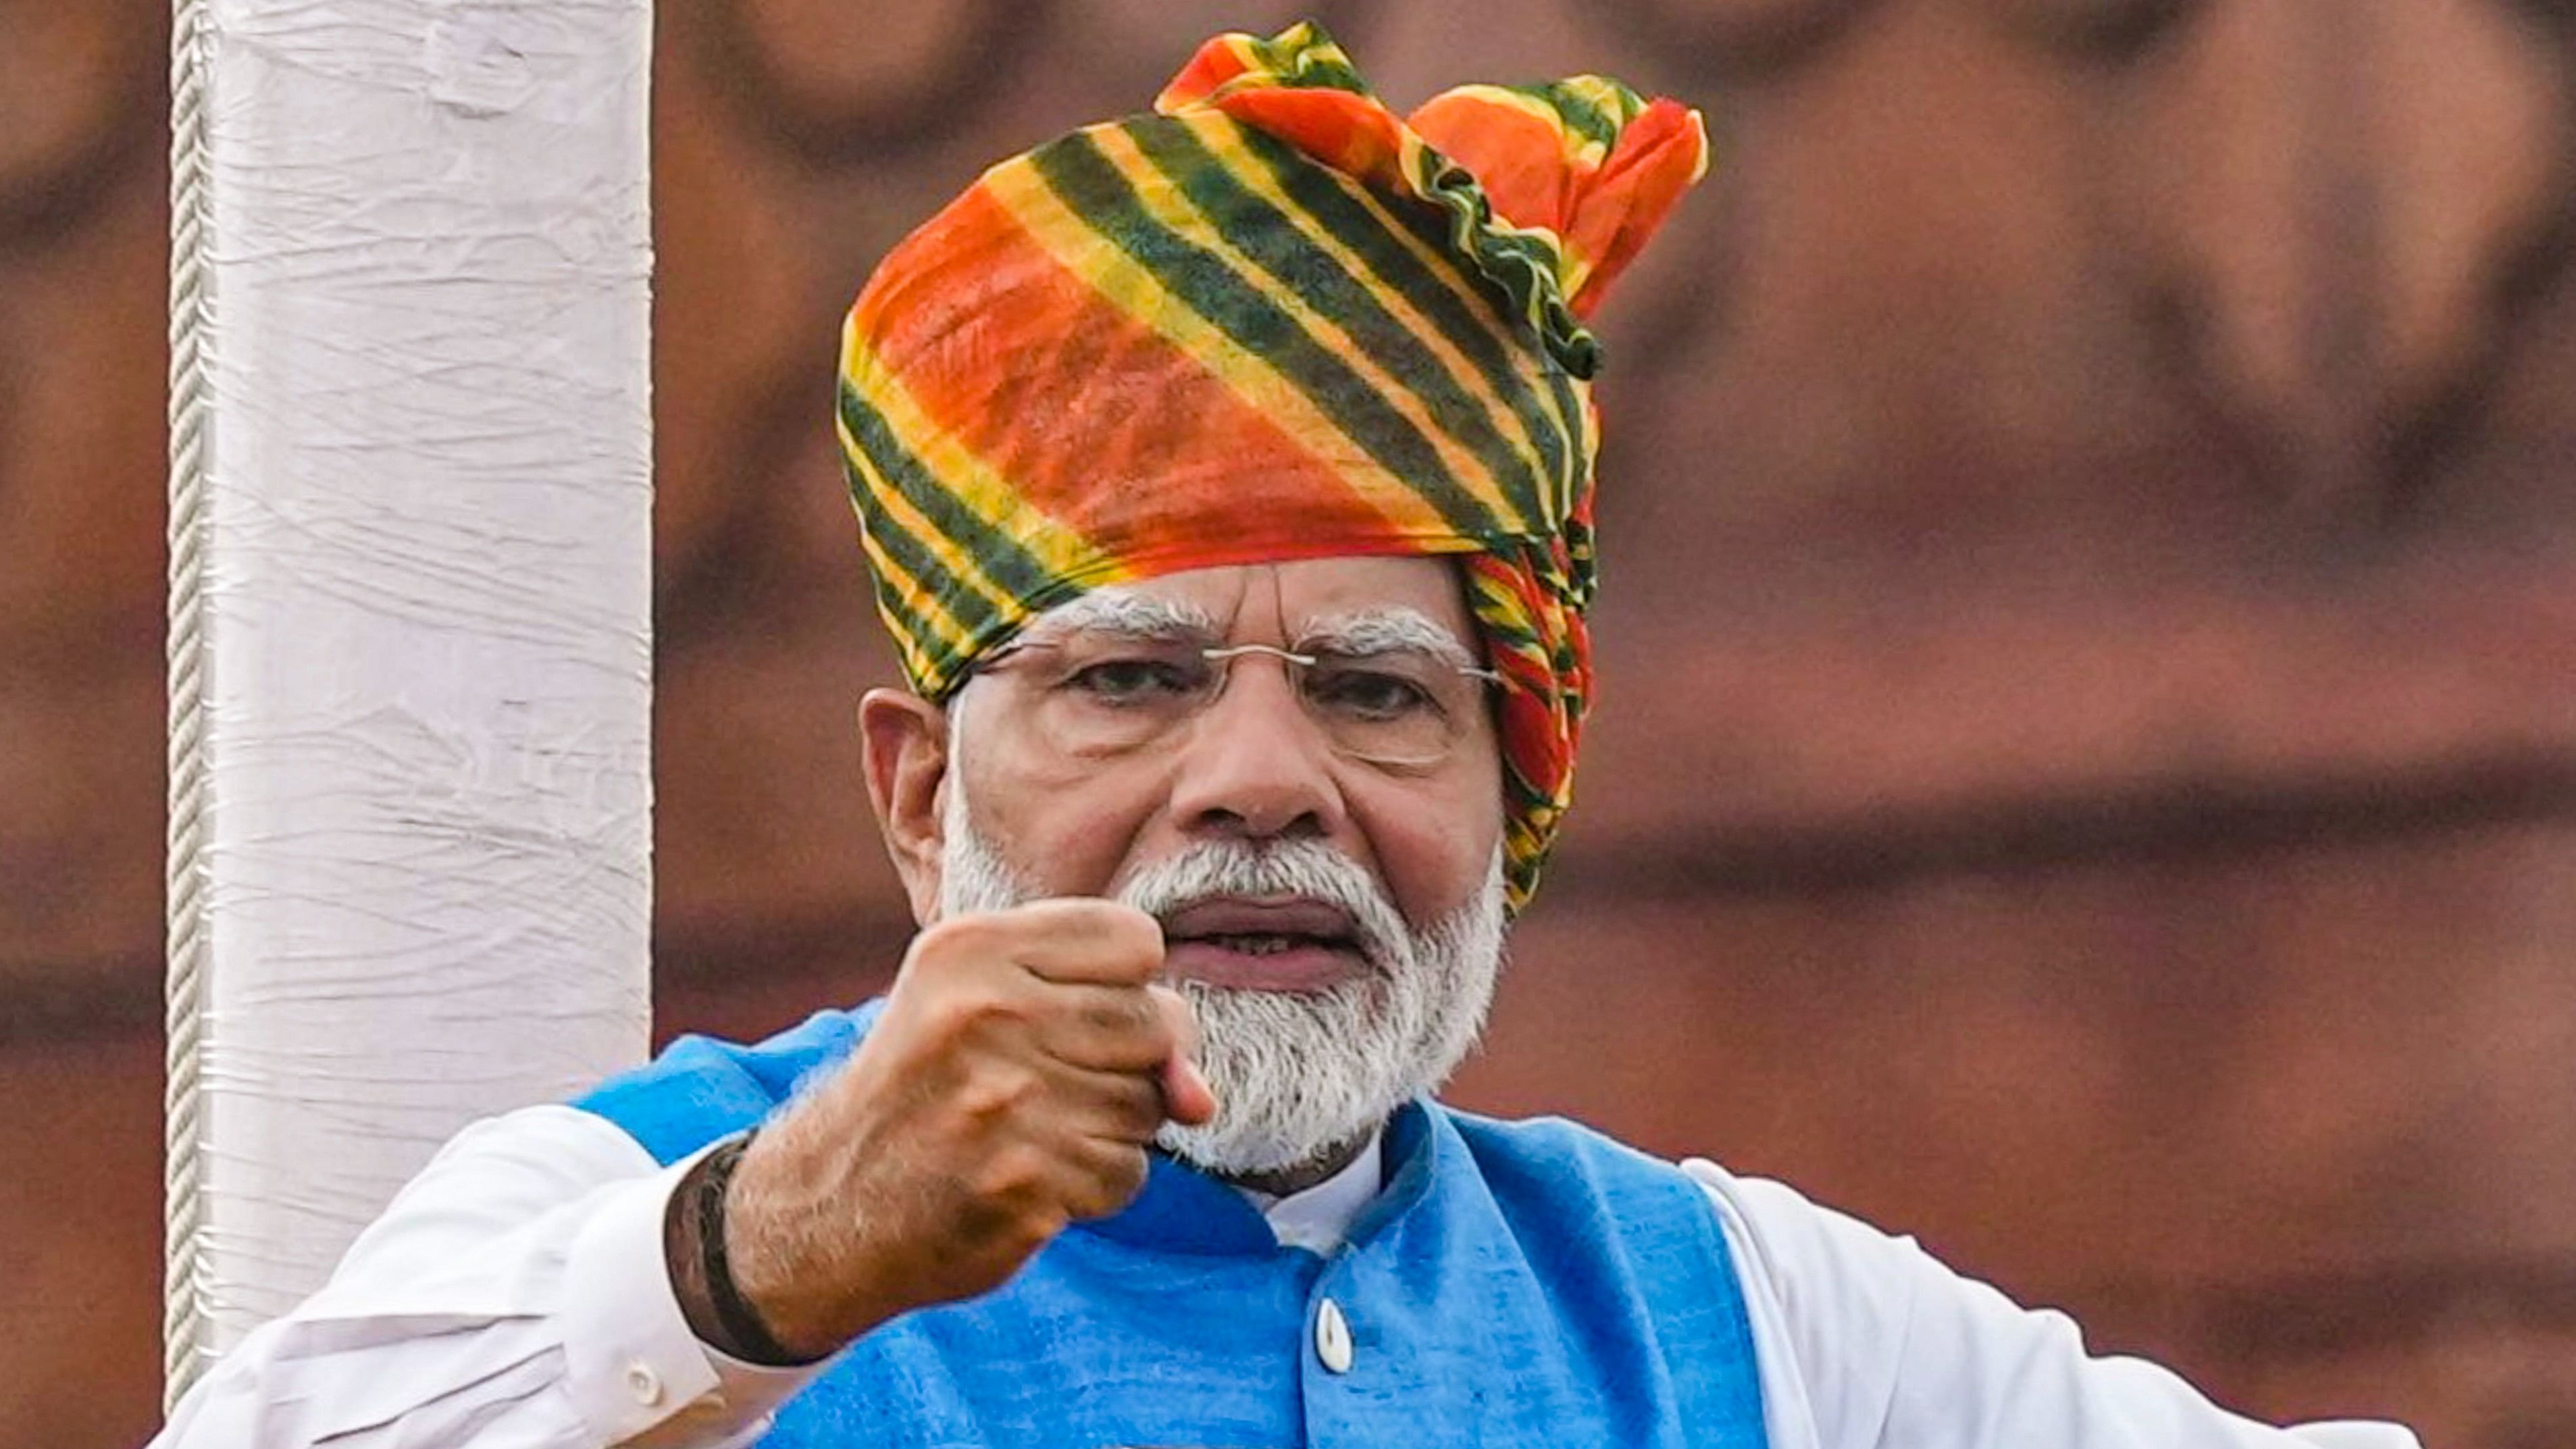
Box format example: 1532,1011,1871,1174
1115,919,1167,975
1077,991,1131,1031
1120,1082,1168,1137
1098,903,1158,948
912,996,979,1051
1104,1144,1150,1196
971,1141,1049,1201
923,986,1025,1046
1058,900,1162,967
955,1065,1043,1121
908,913,983,963
1085,990,1160,1039
1019,1204,1072,1249
913,912,1019,972
1075,1146,1150,1219
1007,898,1093,940
1083,1073,1156,1135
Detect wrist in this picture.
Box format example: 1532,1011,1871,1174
663,1133,828,1367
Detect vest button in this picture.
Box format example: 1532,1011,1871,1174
1314,1296,1354,1373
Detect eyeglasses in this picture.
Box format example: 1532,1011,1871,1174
975,630,1501,768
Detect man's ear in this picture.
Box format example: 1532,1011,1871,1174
859,687,950,925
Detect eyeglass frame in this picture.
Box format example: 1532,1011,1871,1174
968,630,1505,769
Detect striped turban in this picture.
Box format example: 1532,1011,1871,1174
838,21,1709,910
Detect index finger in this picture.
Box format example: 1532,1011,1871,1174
987,897,1166,986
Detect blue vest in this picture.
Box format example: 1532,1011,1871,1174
577,1003,1768,1448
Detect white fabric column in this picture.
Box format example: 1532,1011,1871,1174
165,0,654,1406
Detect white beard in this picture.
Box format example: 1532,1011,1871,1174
937,763,1508,1178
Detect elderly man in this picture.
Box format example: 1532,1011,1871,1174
155,24,2417,1449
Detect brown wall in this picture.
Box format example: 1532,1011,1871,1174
7,1,2576,1444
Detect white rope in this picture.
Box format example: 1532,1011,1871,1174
163,0,215,1410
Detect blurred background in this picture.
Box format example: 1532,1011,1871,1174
7,0,2576,1444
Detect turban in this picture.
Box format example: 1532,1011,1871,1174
838,21,1709,910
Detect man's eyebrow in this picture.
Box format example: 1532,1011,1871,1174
1295,607,1480,667
1023,589,1216,641
1025,592,1479,667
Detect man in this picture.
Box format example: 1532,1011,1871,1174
154,24,2419,1449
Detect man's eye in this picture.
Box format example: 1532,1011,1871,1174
1064,657,1200,703
1310,667,1437,719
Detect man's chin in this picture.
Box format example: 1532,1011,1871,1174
1156,1114,1379,1182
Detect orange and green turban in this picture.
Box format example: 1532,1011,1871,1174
837,21,1709,909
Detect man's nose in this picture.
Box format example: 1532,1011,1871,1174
1163,653,1347,842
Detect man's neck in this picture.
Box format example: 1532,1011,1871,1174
1216,1130,1374,1198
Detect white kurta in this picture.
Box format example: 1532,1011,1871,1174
148,1103,2420,1449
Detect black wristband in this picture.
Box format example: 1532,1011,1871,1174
694,1131,809,1366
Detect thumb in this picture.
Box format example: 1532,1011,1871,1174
1148,985,1218,1127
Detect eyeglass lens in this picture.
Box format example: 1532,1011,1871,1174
1012,632,1482,766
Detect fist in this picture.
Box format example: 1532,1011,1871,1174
720,900,1216,1357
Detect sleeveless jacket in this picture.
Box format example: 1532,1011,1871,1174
577,1003,1769,1448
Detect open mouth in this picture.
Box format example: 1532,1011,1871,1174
1192,932,1333,956
1160,897,1368,992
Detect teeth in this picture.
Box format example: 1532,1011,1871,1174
1213,934,1300,955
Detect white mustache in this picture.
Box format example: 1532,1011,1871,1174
1114,839,1416,980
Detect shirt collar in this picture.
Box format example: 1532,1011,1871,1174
1077,1100,1439,1256
1237,1125,1385,1256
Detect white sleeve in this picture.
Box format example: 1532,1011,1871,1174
149,1104,832,1449
1680,1159,2423,1449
